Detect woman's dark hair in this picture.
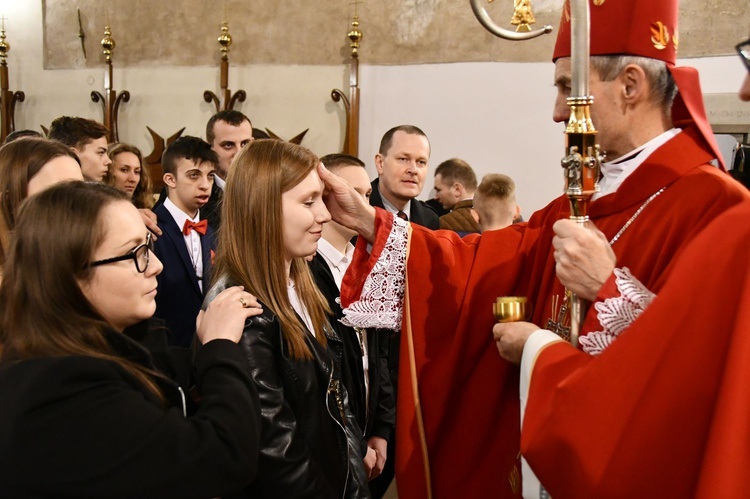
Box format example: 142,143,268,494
0,138,81,266
0,181,164,400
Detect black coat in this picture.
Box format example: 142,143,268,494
0,331,261,499
153,203,216,348
309,253,396,443
369,178,439,230
207,277,370,499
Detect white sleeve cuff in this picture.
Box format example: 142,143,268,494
520,329,565,420
520,329,564,499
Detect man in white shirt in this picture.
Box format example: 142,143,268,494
310,153,395,494
153,136,219,347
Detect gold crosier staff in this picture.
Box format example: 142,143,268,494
473,0,600,349
560,0,602,348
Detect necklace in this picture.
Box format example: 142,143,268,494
608,187,666,245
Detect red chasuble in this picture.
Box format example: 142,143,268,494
341,125,748,499
522,200,750,497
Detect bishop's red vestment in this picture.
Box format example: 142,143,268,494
522,199,750,497
340,125,748,498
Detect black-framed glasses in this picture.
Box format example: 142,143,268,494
88,232,154,273
737,39,750,73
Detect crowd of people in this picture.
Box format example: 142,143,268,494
0,0,748,497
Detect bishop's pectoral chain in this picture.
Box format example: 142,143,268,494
546,290,572,341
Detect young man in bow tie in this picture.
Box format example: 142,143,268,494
153,136,218,347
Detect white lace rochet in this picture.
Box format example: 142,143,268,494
579,267,655,355
340,217,409,330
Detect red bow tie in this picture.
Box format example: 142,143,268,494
183,219,208,236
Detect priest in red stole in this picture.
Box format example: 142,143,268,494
321,1,749,497
492,37,750,498
493,199,750,497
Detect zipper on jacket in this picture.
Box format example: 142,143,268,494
326,359,351,499
178,386,187,417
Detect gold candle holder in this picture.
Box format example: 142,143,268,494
493,297,531,323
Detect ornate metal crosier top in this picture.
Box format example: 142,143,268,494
470,0,553,41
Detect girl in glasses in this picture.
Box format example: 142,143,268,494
0,181,264,498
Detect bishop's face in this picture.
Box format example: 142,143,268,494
552,57,630,161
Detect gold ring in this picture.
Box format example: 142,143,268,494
238,297,247,308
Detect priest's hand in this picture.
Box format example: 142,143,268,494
552,219,615,301
318,162,377,243
493,321,539,365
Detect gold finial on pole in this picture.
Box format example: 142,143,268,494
218,20,232,60
348,1,363,57
91,15,129,142
203,16,246,112
332,0,364,156
101,23,115,62
0,16,9,63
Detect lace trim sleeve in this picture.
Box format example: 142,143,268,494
579,267,655,356
340,217,409,330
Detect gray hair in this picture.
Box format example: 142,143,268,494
591,55,677,111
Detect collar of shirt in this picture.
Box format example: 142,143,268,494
288,281,316,337
317,237,355,290
163,197,200,229
379,185,412,218
595,128,681,200
163,197,204,285
214,175,226,191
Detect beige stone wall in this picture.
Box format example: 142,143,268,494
43,0,749,69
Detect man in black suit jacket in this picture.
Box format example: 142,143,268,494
202,110,254,230
369,125,439,229
153,137,219,348
367,125,438,497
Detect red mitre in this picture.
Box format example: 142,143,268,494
552,0,725,170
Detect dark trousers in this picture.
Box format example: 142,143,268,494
369,330,399,498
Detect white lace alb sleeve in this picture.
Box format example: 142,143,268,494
579,267,655,356
340,217,409,330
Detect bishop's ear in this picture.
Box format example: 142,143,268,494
621,63,648,103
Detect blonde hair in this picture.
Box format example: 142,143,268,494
214,139,331,360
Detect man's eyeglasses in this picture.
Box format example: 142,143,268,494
737,38,750,73
88,232,154,273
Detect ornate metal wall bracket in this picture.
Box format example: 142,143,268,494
470,0,553,41
203,21,247,113
0,21,25,142
90,24,129,142
331,7,363,156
